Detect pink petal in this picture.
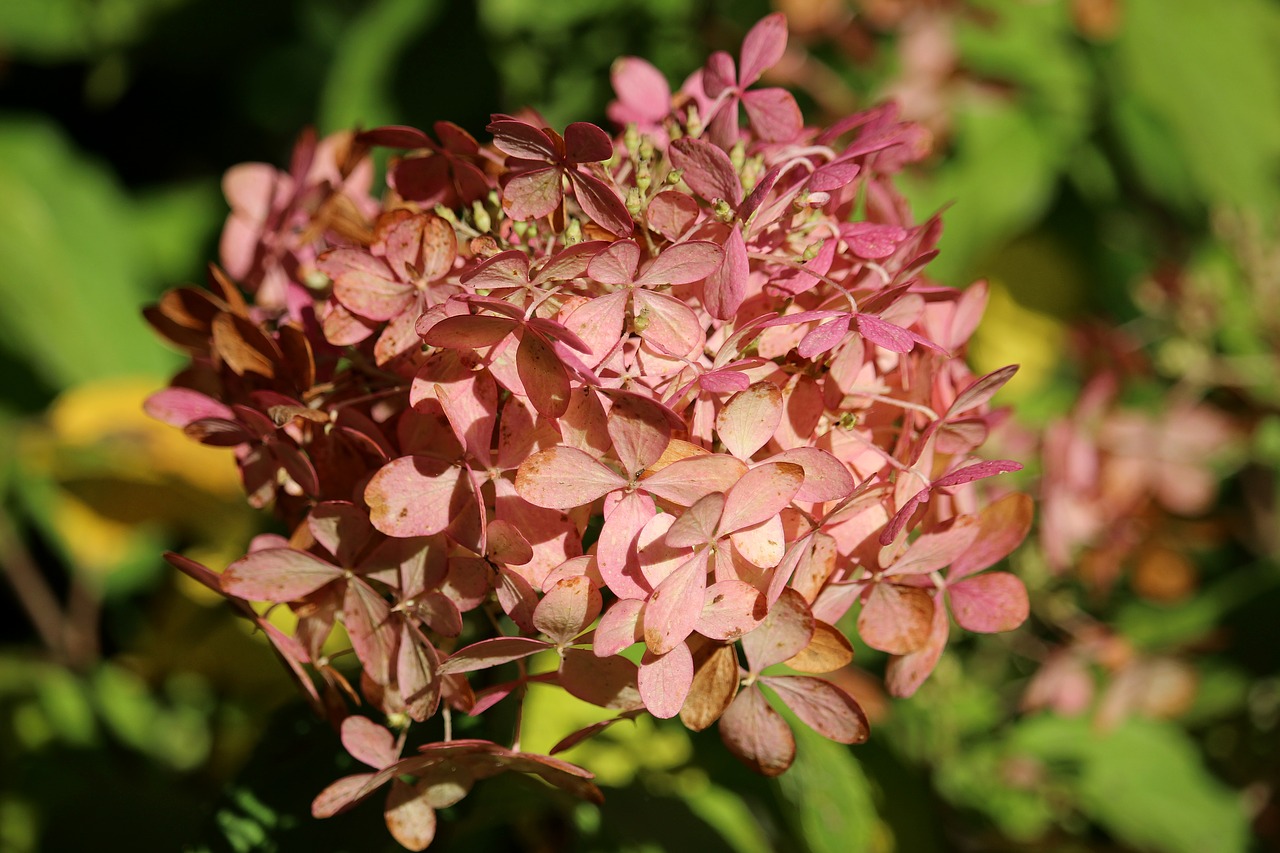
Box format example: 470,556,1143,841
563,121,614,163
594,598,644,656
767,447,853,503
366,456,471,538
857,584,934,655
220,548,342,601
608,393,673,475
643,550,710,655
772,238,835,296
642,453,747,506
609,57,671,124
417,592,462,639
322,300,379,346
496,567,539,632
635,240,725,287
741,587,814,673
384,780,437,851
765,533,815,604
459,249,531,290
701,51,736,98
646,190,700,241
932,459,1024,490
488,119,556,160
665,493,726,548
637,642,694,719
437,636,552,675
855,313,915,353
421,314,516,349
718,686,795,776
948,364,1019,417
947,572,1029,633
485,518,534,566
596,490,656,600
741,88,802,142
397,623,442,720
797,317,852,359
144,387,233,427
633,289,704,358
435,370,498,464
843,222,908,259
760,676,869,744
515,446,626,510
307,501,374,567
587,239,640,286
516,331,572,417
342,715,399,769
532,239,609,285
716,381,783,459
702,225,748,320
559,648,643,710
669,137,743,206
738,12,789,86
502,166,563,221
884,596,950,697
322,249,409,321
222,162,276,221
533,576,602,645
878,486,931,546
494,479,579,587
697,580,767,641
313,772,377,818
807,160,860,193
497,393,560,468
637,514,688,589
717,461,804,536
949,492,1033,580
569,171,634,236
886,515,981,577
344,578,396,685
729,515,786,568
563,291,627,368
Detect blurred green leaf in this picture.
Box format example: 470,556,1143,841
775,719,883,853
678,780,773,853
934,737,1060,842
0,117,179,390
904,0,1091,283
1111,0,1280,213
1116,566,1280,650
132,180,225,285
1013,715,1250,853
319,0,445,132
0,0,187,61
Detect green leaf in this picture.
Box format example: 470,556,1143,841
775,706,884,853
1012,716,1250,853
679,782,774,853
903,0,1092,283
0,0,188,61
1116,566,1280,650
0,117,179,389
1112,0,1280,213
318,0,446,132
132,180,225,285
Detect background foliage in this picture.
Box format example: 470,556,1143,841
1,0,1278,850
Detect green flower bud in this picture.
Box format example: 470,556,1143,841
471,200,491,234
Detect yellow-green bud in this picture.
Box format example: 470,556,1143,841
471,200,492,234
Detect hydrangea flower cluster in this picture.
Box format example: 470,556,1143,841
147,15,1029,849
